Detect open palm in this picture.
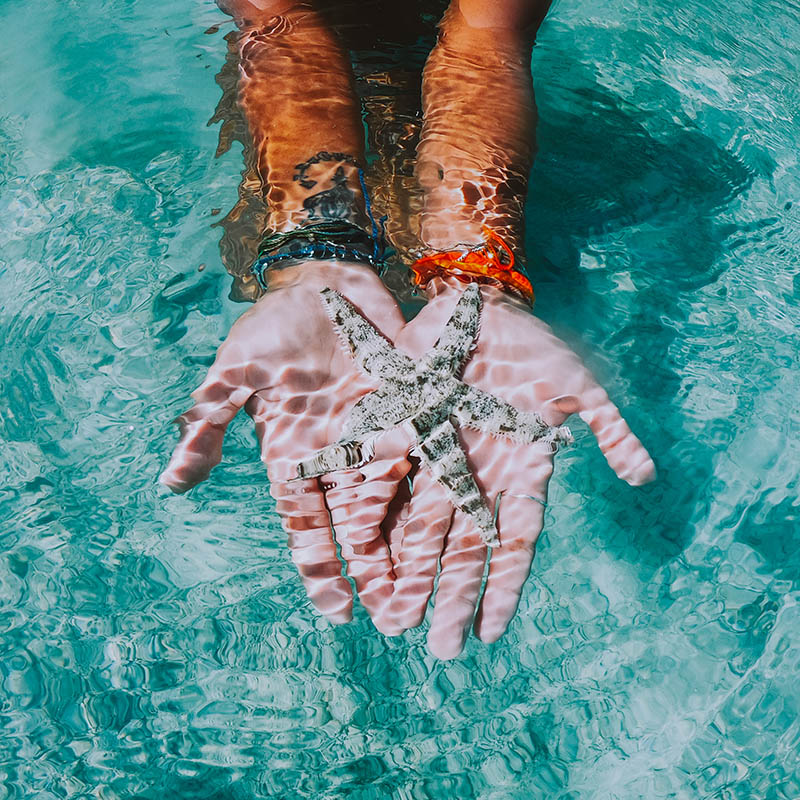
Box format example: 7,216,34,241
380,278,655,658
160,261,410,631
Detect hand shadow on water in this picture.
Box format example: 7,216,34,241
526,55,755,574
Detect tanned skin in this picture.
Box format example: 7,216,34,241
163,0,655,658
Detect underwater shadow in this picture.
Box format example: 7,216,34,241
526,62,755,571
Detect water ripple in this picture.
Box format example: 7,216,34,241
1,0,800,797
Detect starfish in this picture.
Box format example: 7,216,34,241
295,283,572,546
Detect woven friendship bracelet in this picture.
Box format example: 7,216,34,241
251,221,382,290
251,170,387,290
410,228,534,305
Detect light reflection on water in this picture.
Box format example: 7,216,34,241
1,0,799,797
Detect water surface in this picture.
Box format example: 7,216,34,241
1,0,799,797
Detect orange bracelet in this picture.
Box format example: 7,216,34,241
410,228,534,305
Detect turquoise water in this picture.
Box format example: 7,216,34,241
2,0,799,797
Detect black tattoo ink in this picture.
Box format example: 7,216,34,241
293,151,358,189
303,166,357,220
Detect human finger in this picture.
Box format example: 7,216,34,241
324,430,412,635
380,473,413,571
271,479,353,624
385,468,453,631
426,512,488,660
160,341,258,493
551,382,655,486
473,490,546,644
580,384,655,485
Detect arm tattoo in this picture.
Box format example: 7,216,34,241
293,151,363,224
293,151,358,188
303,165,357,220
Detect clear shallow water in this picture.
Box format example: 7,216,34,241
1,0,799,797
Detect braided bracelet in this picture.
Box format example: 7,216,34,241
410,228,534,305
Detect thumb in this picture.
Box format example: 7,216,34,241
566,382,656,486
160,340,257,492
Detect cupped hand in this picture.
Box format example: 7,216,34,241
381,277,656,658
160,261,410,631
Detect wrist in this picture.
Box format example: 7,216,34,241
252,218,384,291
423,274,532,313
264,259,383,293
411,228,534,306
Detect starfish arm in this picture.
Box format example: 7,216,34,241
420,283,482,376
320,289,415,379
342,387,419,440
295,438,375,480
454,385,573,445
414,419,498,546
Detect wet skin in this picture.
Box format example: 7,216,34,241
162,0,655,658
385,276,654,659
161,261,411,631
161,261,654,656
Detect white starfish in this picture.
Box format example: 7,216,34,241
295,283,572,546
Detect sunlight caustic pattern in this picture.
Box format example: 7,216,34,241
1,0,799,797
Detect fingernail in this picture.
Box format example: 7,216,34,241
427,629,464,660
628,456,657,486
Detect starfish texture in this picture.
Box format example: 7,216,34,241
295,283,572,546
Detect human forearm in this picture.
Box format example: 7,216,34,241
416,3,541,256
231,3,367,232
